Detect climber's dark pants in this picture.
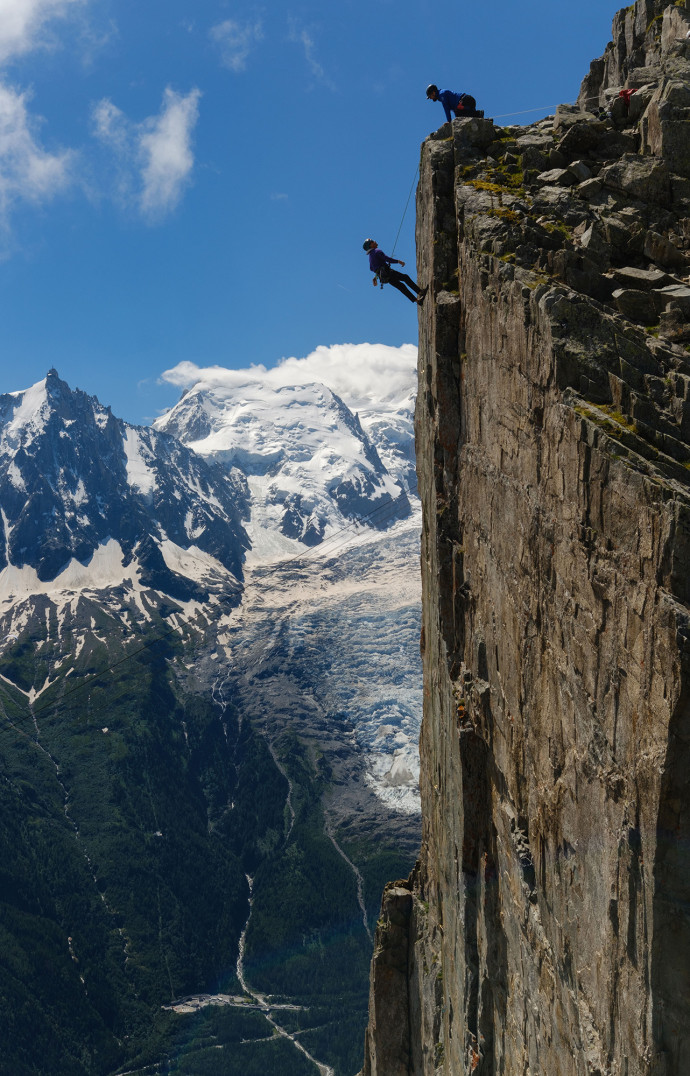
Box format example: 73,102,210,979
455,94,479,117
385,267,421,303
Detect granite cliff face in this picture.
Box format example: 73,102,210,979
361,1,690,1073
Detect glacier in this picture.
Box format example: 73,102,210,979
155,345,423,814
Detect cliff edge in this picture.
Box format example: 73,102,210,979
361,1,690,1073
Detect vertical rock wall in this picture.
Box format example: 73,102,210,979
361,2,690,1073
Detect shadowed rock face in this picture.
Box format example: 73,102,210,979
360,1,690,1073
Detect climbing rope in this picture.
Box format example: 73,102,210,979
385,93,607,263
493,103,563,119
492,91,624,122
384,78,659,265
390,164,420,257
382,91,615,270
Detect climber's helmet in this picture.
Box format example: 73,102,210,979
426,84,439,100
362,239,376,252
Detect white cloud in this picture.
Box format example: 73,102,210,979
0,81,73,222
139,87,201,218
0,1,85,235
160,342,418,413
92,86,201,221
92,97,125,147
288,21,335,90
210,17,263,73
77,17,117,69
0,0,82,63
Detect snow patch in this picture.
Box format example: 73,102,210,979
2,378,49,450
0,539,137,605
160,539,237,589
29,675,58,703
0,671,30,696
123,428,157,496
7,461,25,491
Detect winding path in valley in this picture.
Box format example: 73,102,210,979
209,672,335,1076
325,819,372,943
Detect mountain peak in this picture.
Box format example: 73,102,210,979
0,372,248,600
44,367,72,403
155,371,413,560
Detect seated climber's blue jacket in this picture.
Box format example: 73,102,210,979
438,89,468,123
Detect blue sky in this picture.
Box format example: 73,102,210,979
0,0,617,426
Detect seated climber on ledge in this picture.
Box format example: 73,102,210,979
426,83,481,121
362,239,427,305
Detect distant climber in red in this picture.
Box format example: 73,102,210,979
362,239,427,305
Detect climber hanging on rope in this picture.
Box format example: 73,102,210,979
362,239,427,305
426,84,482,121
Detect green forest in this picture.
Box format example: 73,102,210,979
0,608,416,1075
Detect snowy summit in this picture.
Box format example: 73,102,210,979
156,344,418,563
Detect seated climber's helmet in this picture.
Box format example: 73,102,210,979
362,239,376,251
426,84,439,99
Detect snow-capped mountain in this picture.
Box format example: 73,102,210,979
154,352,423,812
0,369,248,611
154,368,413,557
0,363,421,811
0,358,421,1076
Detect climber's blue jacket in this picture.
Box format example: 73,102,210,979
438,89,467,123
368,247,395,273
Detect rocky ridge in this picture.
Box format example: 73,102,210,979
0,368,248,603
361,1,690,1073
